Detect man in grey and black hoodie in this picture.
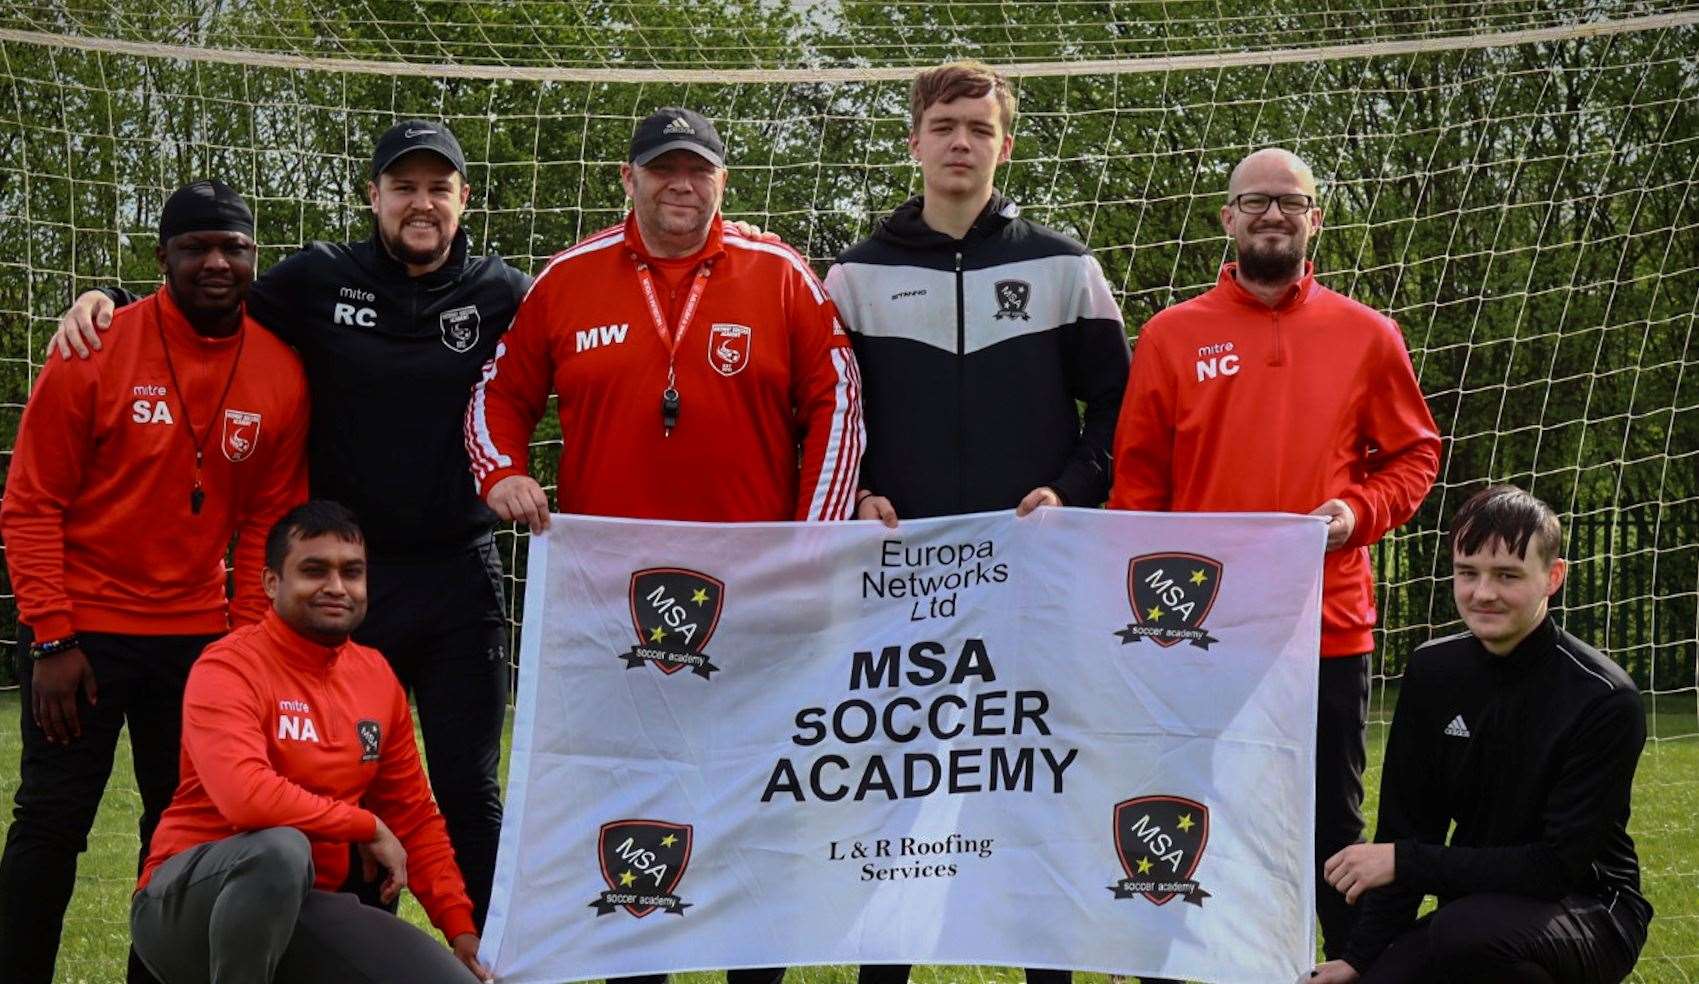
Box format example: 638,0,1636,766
823,59,1130,984
825,61,1129,528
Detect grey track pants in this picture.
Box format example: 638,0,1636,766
130,827,477,984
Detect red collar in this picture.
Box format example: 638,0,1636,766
153,284,248,350
623,211,726,269
1217,260,1317,312
260,609,353,670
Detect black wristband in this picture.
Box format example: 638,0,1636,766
29,635,80,661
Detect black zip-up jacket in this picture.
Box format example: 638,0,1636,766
1344,616,1652,971
108,229,530,559
823,195,1130,517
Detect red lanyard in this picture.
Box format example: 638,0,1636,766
154,305,246,515
634,257,713,436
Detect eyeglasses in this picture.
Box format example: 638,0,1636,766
1230,193,1314,216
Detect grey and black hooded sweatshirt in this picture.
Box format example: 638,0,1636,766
824,194,1130,517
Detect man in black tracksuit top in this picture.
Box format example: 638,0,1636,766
1309,485,1651,984
824,61,1129,984
826,63,1129,531
58,121,529,931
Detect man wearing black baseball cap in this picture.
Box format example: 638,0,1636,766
466,106,864,984
52,120,529,933
2,179,309,984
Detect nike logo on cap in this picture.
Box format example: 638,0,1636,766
404,127,437,138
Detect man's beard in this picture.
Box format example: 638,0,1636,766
380,222,451,268
1237,239,1304,284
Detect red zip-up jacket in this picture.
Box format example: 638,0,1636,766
139,610,476,942
464,214,863,521
1110,263,1441,656
1,287,308,641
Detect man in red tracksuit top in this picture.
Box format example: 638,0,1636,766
464,107,863,530
464,108,861,984
1109,148,1441,968
0,181,309,984
130,500,490,983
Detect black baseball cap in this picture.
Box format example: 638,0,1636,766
371,119,467,179
629,108,726,168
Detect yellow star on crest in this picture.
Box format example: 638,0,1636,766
618,870,637,887
1190,569,1208,586
1177,813,1195,832
691,588,710,605
649,626,667,642
1146,605,1165,621
1137,856,1153,874
660,834,678,848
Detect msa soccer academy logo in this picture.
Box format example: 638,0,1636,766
1114,552,1222,650
708,322,752,376
993,279,1032,321
621,568,724,678
440,304,481,353
221,409,262,462
590,819,694,918
1109,795,1212,907
356,719,382,762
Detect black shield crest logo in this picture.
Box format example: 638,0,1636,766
356,719,381,762
439,304,480,353
994,279,1031,320
1112,795,1211,905
594,819,693,917
624,568,725,677
1118,552,1224,649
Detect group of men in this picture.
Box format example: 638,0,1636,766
0,59,1649,984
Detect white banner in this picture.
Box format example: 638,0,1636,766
482,509,1324,984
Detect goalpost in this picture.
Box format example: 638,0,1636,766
0,3,1694,979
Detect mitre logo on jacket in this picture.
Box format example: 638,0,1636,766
590,819,694,918
1114,552,1222,650
620,567,724,678
1108,795,1212,906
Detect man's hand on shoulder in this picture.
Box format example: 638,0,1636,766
1310,498,1357,551
487,475,552,530
1300,960,1360,984
52,291,117,359
1324,842,1395,903
450,933,494,982
725,219,781,244
31,646,98,743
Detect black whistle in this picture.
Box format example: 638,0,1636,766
190,487,205,515
661,388,680,435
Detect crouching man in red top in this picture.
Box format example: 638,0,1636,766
130,501,492,984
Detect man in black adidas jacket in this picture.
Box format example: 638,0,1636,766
1307,485,1651,984
54,120,529,931
825,61,1129,528
824,60,1128,984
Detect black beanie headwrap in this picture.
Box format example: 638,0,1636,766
158,180,254,244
